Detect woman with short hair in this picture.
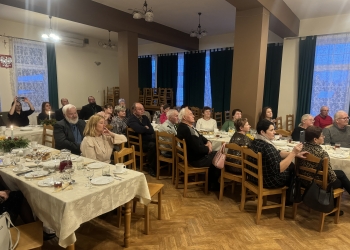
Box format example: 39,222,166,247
80,115,127,163
221,109,242,132
97,103,114,125
195,106,217,131
111,105,128,135
291,114,314,141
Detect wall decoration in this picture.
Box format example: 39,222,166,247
0,54,12,68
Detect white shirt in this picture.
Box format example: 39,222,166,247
195,118,217,131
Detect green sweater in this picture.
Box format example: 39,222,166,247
221,120,235,132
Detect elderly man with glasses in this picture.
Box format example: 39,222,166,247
314,106,333,128
323,110,350,148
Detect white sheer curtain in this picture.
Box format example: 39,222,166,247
9,38,49,114
310,33,350,118
176,53,184,107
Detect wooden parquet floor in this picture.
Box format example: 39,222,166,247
43,173,350,250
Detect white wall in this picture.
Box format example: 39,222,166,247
0,18,118,112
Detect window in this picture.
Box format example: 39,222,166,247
176,53,184,106
310,34,350,118
204,51,212,107
151,55,157,88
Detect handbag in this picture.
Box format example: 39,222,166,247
0,212,20,250
302,159,334,213
212,143,226,169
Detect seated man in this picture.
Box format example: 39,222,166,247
54,104,86,155
158,109,178,157
127,102,156,177
55,98,69,121
323,110,350,148
79,96,102,120
314,106,333,128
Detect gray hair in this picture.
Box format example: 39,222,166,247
62,104,77,115
335,110,347,120
166,109,178,119
118,98,125,104
299,114,312,127
178,108,187,121
115,105,126,113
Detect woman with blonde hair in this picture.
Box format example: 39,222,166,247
80,115,127,163
291,114,314,141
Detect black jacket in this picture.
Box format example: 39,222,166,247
127,114,154,145
55,108,64,121
54,119,86,155
79,104,102,120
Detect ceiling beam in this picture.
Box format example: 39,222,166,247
226,0,299,37
0,0,198,51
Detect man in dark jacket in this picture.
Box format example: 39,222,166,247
54,104,86,155
78,96,102,120
55,98,69,121
127,102,156,176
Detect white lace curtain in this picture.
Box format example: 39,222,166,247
9,38,49,113
310,33,350,118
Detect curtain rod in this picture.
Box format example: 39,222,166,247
0,34,47,44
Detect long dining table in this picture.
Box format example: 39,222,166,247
3,126,43,144
0,145,151,249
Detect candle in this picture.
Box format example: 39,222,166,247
10,125,13,138
49,111,51,120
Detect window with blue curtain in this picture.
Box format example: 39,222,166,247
176,53,184,106
310,34,350,118
151,55,157,88
204,51,212,107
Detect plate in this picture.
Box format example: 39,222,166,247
42,160,57,168
113,168,127,174
203,135,214,139
13,167,30,173
87,162,105,169
25,170,49,178
330,154,348,159
24,162,37,168
37,178,54,187
272,140,287,146
91,176,114,185
340,147,350,152
20,127,33,131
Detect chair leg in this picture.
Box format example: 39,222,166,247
334,196,342,224
184,172,188,197
133,199,137,213
156,160,160,180
240,185,246,211
256,195,263,225
263,196,268,206
204,170,208,195
319,212,326,232
280,190,286,220
116,206,122,228
144,205,150,235
172,163,175,185
231,182,235,194
292,203,299,220
176,168,179,189
219,173,224,201
140,155,143,172
158,190,162,220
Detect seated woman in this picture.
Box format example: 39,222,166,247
195,106,217,131
299,126,350,195
159,104,170,124
291,114,314,141
226,118,252,174
8,96,35,127
38,102,55,123
111,105,128,135
80,115,127,163
221,109,242,132
250,119,306,188
97,103,114,125
258,106,276,126
152,104,164,124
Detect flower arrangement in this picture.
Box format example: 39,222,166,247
40,119,57,126
0,136,30,152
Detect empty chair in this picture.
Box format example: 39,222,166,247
42,124,55,148
275,116,283,130
114,145,136,170
286,114,294,132
155,131,175,182
126,128,147,172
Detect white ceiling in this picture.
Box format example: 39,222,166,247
0,0,350,45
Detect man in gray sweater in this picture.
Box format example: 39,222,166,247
323,110,350,148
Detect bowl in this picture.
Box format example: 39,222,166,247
272,140,288,146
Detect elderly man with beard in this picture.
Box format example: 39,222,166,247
54,104,86,155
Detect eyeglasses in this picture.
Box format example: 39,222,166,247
338,117,350,120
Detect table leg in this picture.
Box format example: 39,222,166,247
66,243,75,250
124,200,132,248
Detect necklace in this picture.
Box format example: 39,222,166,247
95,135,107,154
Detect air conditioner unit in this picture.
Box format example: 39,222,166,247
60,36,85,47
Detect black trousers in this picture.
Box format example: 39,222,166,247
189,151,221,185
330,170,350,194
142,139,157,171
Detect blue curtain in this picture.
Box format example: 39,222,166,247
46,43,59,111
157,54,178,105
138,56,152,89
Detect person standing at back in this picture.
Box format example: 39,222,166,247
79,96,102,120
55,98,69,121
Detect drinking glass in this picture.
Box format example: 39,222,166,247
64,166,73,182
102,166,110,176
33,154,42,171
83,169,94,188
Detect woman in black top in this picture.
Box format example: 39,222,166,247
8,96,35,127
38,102,55,123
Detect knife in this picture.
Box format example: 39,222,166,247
16,170,33,176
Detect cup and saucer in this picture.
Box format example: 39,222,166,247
113,163,127,174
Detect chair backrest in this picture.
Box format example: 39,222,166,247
42,124,55,148
286,114,294,132
275,116,283,130
225,143,244,172
295,154,329,190
275,129,291,137
155,131,175,159
175,137,189,167
225,111,231,121
126,127,143,153
190,107,201,121
214,112,223,129
242,147,263,190
114,145,136,170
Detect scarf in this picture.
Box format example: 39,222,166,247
255,134,277,148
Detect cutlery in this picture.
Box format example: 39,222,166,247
16,170,33,176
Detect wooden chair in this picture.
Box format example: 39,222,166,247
42,124,55,148
214,112,223,129
225,110,231,121
293,155,344,232
175,137,209,197
275,116,283,130
240,147,287,224
126,128,147,172
114,145,136,170
190,107,201,122
275,129,291,137
286,114,294,132
10,220,43,250
155,131,176,182
219,143,243,201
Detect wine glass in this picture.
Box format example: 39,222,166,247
33,154,42,171
83,169,94,188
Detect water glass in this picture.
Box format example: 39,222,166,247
102,166,110,176
83,169,94,188
74,157,84,170
324,143,331,150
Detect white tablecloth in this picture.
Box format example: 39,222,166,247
0,148,151,248
3,126,43,144
209,136,231,151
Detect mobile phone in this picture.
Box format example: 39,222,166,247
17,97,25,101
300,131,305,143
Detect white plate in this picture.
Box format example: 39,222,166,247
203,135,214,139
37,178,54,187
20,127,33,131
340,147,350,151
25,170,49,178
42,160,57,168
330,154,348,159
13,167,30,173
87,162,105,169
113,168,127,174
24,162,37,168
91,176,114,185
272,140,288,146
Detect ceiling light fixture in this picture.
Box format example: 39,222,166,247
190,12,207,39
132,0,154,22
98,30,116,49
42,16,61,41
